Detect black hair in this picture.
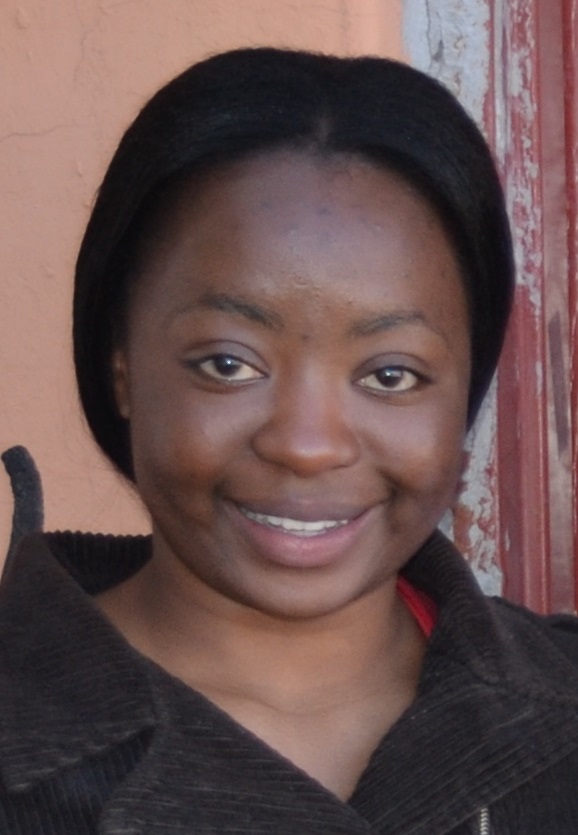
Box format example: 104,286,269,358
73,47,515,479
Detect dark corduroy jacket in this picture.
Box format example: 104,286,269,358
1,530,578,834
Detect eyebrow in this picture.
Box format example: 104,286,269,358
172,292,284,330
170,294,441,341
347,310,433,338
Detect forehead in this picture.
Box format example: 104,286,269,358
130,149,468,339
154,150,444,241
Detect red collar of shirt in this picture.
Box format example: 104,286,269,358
397,576,437,638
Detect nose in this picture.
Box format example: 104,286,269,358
251,373,361,477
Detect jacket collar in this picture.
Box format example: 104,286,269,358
407,532,578,700
0,531,156,792
349,534,578,832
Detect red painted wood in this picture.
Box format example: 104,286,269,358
563,0,578,611
494,0,552,613
494,0,575,613
535,0,574,613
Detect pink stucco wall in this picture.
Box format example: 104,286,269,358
0,0,404,557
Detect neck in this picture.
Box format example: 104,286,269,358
98,549,424,715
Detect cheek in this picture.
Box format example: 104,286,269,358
371,401,467,496
127,372,259,497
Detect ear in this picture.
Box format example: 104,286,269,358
111,348,131,420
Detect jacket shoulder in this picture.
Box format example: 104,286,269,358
489,596,578,666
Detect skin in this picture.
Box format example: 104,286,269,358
98,149,471,800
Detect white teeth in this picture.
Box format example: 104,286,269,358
241,509,349,537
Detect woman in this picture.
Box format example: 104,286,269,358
2,47,578,834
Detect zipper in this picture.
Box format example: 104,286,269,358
479,807,491,835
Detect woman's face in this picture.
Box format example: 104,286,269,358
113,150,471,619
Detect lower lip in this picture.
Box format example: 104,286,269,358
228,503,377,570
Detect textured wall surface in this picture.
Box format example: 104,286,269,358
0,0,403,558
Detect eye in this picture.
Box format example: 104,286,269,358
192,354,264,384
356,365,424,394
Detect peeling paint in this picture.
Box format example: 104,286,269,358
403,0,501,593
455,386,502,593
472,560,504,596
403,0,490,123
497,2,544,315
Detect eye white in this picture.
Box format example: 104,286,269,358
197,355,263,382
357,366,420,393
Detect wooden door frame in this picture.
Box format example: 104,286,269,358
496,0,577,613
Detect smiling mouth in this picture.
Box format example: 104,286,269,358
239,507,350,537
